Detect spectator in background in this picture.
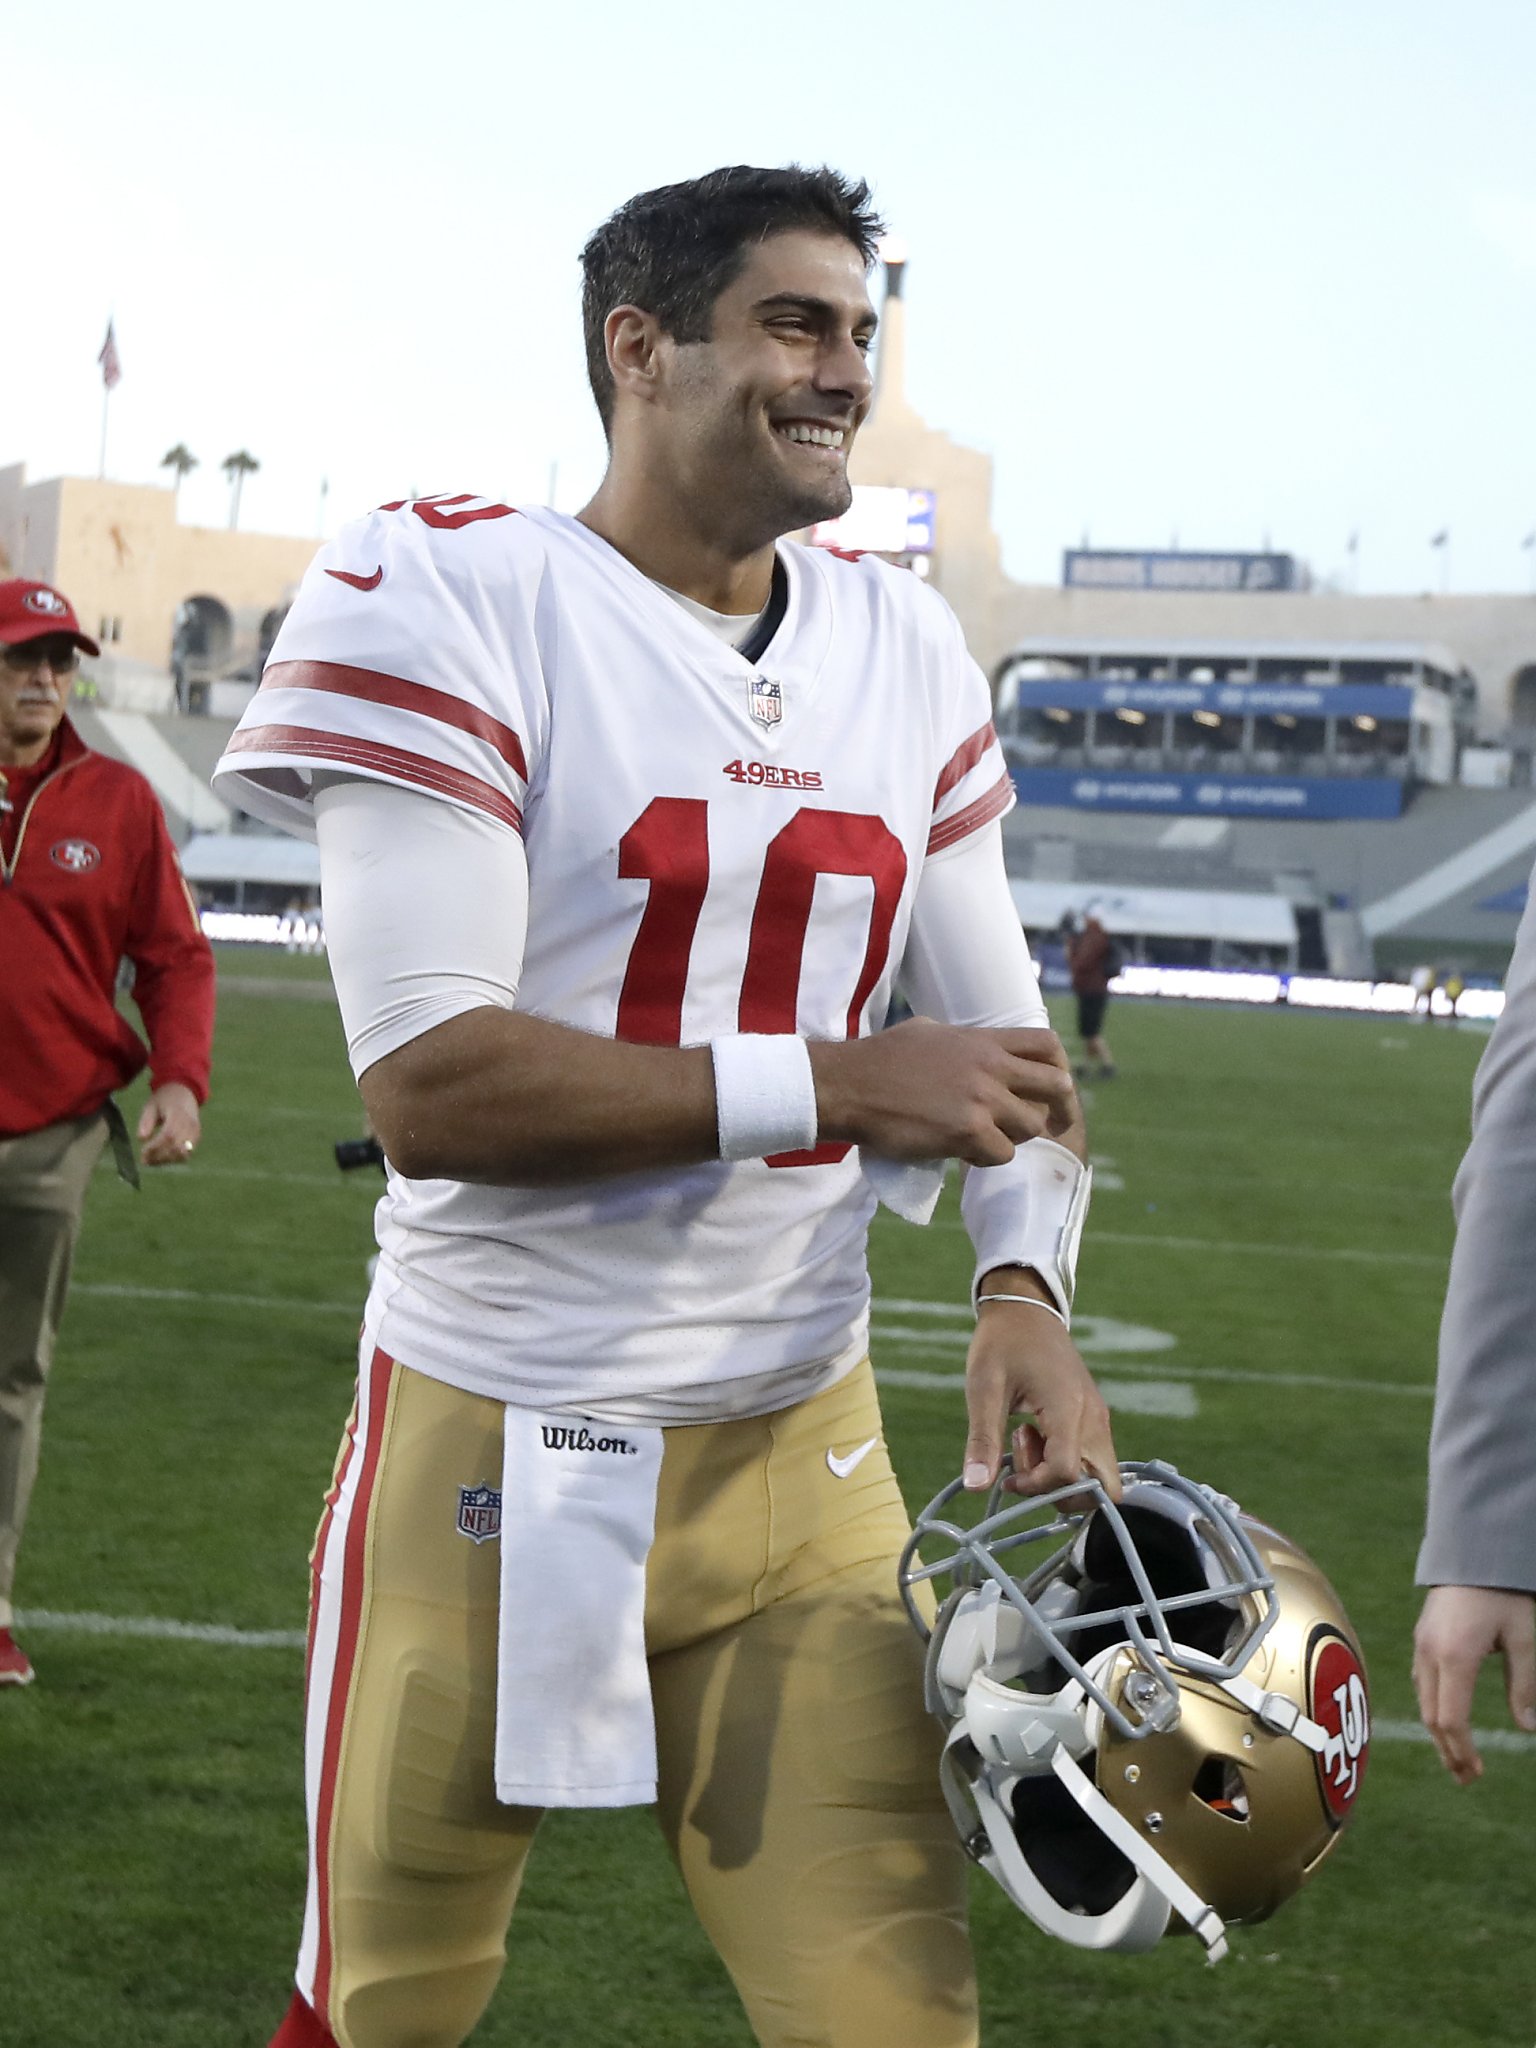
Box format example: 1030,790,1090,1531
1067,911,1119,1080
0,578,215,1690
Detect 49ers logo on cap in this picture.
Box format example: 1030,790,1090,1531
51,839,101,873
1308,1627,1370,1824
23,588,69,618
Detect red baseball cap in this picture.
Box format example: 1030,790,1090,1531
0,579,101,657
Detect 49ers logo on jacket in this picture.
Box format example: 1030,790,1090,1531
50,838,101,873
1308,1627,1370,1823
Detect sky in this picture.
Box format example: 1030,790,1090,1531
5,0,1536,596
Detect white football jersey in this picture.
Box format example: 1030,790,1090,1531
214,497,1013,1415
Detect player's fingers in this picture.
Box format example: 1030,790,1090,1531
1418,1652,1482,1784
993,1027,1071,1071
962,1359,1009,1491
1505,1626,1536,1734
1009,1408,1084,1496
136,1099,161,1141
1079,1404,1123,1503
999,1053,1075,1113
954,1124,1019,1169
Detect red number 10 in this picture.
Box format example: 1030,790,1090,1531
615,797,907,1167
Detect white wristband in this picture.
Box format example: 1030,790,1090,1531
711,1034,819,1161
963,1137,1092,1324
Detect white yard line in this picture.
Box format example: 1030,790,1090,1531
12,1608,1532,1754
74,1283,361,1314
14,1609,304,1648
876,1367,1198,1417
873,1345,1433,1400
69,1284,1436,1398
159,1165,344,1187
1372,1718,1536,1756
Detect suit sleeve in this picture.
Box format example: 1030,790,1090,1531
212,496,545,841
1417,874,1536,1591
125,791,216,1102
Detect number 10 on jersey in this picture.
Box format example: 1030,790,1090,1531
614,796,906,1167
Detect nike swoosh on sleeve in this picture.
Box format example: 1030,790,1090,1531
325,565,384,591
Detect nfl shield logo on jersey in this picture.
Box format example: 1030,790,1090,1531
455,1483,502,1544
747,673,783,728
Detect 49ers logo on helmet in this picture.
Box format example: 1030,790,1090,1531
1308,1627,1370,1824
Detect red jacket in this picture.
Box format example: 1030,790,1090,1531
1068,923,1114,997
0,717,215,1138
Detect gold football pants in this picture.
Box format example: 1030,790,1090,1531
295,1346,975,2048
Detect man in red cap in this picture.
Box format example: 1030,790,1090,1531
0,577,215,1688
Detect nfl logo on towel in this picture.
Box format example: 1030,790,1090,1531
747,674,782,728
456,1483,502,1543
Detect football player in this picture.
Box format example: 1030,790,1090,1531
215,164,1119,2048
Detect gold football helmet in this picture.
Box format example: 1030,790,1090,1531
898,1460,1369,1963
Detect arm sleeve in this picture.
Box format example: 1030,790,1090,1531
125,794,216,1101
1417,878,1536,1591
901,822,1047,1028
212,496,545,841
315,778,529,1082
900,825,1085,1293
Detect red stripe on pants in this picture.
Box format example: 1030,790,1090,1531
310,1346,395,2028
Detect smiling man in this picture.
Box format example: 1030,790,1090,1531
216,166,1116,2048
0,578,213,1689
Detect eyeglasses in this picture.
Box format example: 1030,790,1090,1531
3,640,80,677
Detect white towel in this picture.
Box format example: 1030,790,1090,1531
861,1151,948,1226
494,1405,665,1808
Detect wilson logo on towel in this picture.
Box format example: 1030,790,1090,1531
540,1425,640,1456
455,1483,502,1543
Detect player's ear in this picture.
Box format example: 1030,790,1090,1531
604,305,664,410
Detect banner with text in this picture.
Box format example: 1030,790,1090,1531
1062,549,1299,592
1009,766,1406,819
1003,678,1415,720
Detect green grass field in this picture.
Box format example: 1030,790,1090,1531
4,959,1533,2047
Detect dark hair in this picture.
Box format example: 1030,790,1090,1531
580,164,885,434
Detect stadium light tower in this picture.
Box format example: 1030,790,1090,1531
872,235,910,412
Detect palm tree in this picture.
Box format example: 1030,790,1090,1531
160,443,198,507
222,449,260,530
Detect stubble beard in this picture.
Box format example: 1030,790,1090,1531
727,434,854,550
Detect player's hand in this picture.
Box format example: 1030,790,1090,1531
961,1281,1121,1501
810,1017,1079,1167
1412,1584,1536,1783
138,1082,202,1167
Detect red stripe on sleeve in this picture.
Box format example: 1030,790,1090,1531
926,771,1014,856
226,724,523,834
263,658,529,784
933,720,998,807
311,1346,396,2028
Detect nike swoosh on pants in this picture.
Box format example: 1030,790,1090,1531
825,1435,879,1479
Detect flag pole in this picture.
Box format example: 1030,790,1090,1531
96,318,121,479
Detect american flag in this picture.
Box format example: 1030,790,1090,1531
98,320,122,391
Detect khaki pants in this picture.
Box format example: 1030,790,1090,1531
295,1349,975,2048
0,1112,109,1627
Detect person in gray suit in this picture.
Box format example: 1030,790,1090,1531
1413,891,1536,1783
